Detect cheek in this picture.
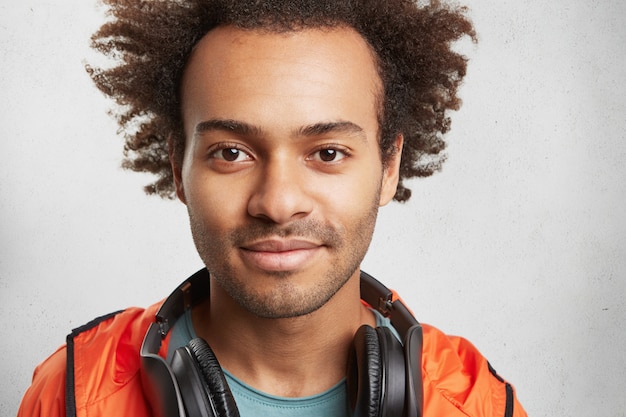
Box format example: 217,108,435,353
183,170,249,228
317,170,382,221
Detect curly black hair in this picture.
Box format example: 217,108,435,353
87,0,475,202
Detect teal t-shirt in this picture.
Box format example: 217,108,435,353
166,308,399,417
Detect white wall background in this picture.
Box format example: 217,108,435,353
1,1,625,416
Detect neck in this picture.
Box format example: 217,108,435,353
191,272,376,397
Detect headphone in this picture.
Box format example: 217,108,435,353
140,268,423,417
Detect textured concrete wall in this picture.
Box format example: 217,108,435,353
1,1,625,416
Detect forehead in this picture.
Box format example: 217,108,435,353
180,25,382,133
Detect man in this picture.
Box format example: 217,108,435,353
18,0,526,416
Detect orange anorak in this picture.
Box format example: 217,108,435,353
18,294,526,417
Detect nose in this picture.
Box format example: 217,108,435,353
247,158,313,224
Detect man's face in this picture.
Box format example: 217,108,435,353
175,26,401,318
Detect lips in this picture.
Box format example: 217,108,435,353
243,239,321,252
240,239,323,272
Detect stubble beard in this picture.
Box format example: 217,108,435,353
187,194,380,319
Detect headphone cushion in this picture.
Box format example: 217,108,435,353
347,325,382,417
187,338,240,417
375,327,406,417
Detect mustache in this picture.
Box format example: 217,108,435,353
230,219,343,247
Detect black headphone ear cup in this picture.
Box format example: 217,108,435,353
375,327,406,417
347,325,407,417
170,338,240,417
186,338,240,417
347,325,382,417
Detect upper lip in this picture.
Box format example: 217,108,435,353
241,239,321,252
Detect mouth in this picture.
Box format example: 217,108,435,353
239,239,324,272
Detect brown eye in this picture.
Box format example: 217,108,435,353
209,146,252,163
319,149,338,162
310,147,347,163
221,148,241,162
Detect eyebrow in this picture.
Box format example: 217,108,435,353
195,119,263,137
195,119,366,142
297,121,366,141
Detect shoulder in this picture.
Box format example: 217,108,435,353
18,301,164,417
420,323,527,417
18,344,68,417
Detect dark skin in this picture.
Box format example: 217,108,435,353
171,26,402,396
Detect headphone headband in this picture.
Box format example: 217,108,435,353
141,269,210,417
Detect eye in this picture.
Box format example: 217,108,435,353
209,146,252,163
309,147,348,163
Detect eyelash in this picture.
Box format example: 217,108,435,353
308,145,351,163
205,143,352,164
207,143,253,162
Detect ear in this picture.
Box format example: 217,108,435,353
379,134,403,207
168,133,187,204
